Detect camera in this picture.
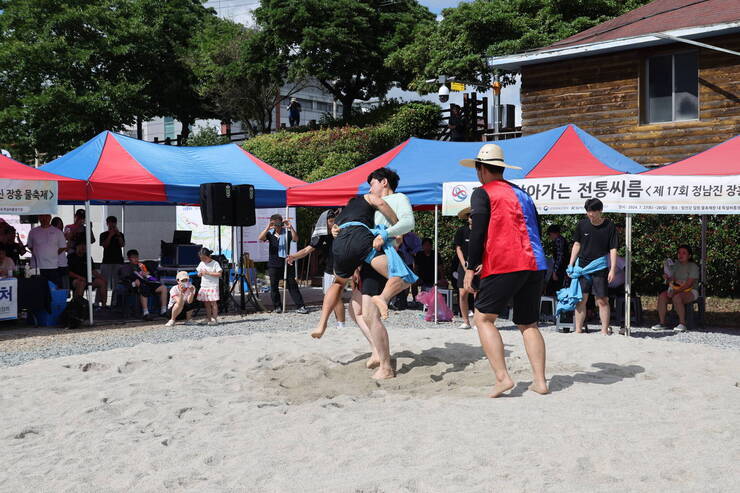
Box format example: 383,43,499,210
438,84,450,103
274,221,284,227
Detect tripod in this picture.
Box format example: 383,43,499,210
227,227,265,313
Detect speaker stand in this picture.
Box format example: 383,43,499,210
226,228,265,314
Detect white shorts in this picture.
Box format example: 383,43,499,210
322,273,335,294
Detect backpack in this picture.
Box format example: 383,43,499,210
60,296,90,330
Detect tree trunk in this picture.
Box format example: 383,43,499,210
341,96,354,122
136,117,143,140
180,118,192,143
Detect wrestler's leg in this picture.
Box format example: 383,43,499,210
363,294,394,379
368,255,410,320
311,276,349,339
348,285,379,368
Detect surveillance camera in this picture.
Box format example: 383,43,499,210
438,84,450,103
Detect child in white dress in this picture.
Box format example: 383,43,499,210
196,248,222,325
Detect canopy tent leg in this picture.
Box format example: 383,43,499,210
434,204,438,324
625,213,633,336
85,200,94,326
282,205,289,313
121,205,125,235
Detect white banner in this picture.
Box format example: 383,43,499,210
0,180,58,214
0,278,18,321
443,175,740,216
176,206,232,258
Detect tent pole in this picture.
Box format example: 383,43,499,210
85,200,94,326
625,213,632,336
434,204,438,324
282,205,289,313
120,205,125,235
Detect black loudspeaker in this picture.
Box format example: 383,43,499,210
232,184,256,226
200,182,234,225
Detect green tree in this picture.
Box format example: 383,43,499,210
134,0,216,142
187,16,296,136
389,0,652,92
0,0,148,159
253,0,435,121
185,125,229,146
0,0,215,159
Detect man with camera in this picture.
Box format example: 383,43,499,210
258,214,308,314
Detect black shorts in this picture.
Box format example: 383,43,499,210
139,281,161,298
359,262,386,296
456,265,479,291
475,270,544,325
332,226,374,279
578,268,608,298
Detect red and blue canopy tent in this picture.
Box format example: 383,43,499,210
0,154,87,202
287,124,646,207
37,131,306,324
40,131,305,206
287,124,646,324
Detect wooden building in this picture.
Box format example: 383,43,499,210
489,0,740,167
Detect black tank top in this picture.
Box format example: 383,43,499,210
336,196,375,228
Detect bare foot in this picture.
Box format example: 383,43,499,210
366,357,380,369
310,324,327,339
371,295,389,320
489,378,515,398
372,367,395,380
529,382,549,395
575,329,585,334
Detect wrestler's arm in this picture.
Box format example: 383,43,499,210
384,194,414,237
366,194,398,225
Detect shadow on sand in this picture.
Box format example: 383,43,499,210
548,362,645,393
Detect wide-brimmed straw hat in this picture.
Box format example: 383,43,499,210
460,143,521,170
457,207,472,220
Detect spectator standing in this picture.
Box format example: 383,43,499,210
51,217,69,289
414,238,443,290
454,207,475,329
258,214,308,314
197,248,223,325
652,245,700,332
64,209,95,257
546,224,569,295
448,104,466,142
26,214,67,287
287,98,302,127
394,231,422,310
0,223,26,264
99,216,125,295
68,242,108,308
568,199,618,335
165,271,197,326
288,209,344,325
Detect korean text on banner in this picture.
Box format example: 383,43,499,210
443,175,740,216
0,180,58,215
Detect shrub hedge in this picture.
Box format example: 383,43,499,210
414,212,739,298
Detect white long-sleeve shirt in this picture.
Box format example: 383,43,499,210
374,192,414,238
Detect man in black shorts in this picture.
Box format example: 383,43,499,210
461,143,549,397
568,198,618,335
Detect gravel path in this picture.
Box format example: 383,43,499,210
0,307,738,368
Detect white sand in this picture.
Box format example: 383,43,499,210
1,326,738,492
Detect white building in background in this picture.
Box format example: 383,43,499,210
127,0,342,143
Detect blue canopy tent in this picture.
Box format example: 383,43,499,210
39,131,306,324
288,124,647,324
288,124,645,207
40,131,305,206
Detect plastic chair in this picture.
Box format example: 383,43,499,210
539,296,556,323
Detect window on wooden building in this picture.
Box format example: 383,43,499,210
645,52,698,123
